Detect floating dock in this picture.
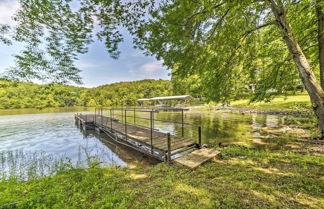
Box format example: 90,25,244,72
75,108,219,167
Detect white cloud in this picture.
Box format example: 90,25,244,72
0,0,19,26
75,60,101,69
139,60,164,74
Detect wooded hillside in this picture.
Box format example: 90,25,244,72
0,79,172,109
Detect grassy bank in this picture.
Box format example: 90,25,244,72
1,147,323,209
229,93,312,111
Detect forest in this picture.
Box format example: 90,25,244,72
0,79,172,109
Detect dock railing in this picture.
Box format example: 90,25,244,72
88,106,202,161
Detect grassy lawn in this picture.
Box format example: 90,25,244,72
230,93,312,111
1,146,323,209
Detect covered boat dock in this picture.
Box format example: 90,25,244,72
137,95,194,102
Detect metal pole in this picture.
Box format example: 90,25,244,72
167,133,171,162
198,126,202,149
121,108,124,123
152,111,154,129
101,108,103,126
150,111,153,154
110,109,112,130
181,109,184,137
94,108,96,124
125,110,127,140
133,107,136,125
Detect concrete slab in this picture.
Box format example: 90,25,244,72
174,148,221,169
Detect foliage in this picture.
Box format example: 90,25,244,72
0,0,150,84
3,0,97,84
1,1,321,101
84,79,172,106
0,79,172,109
0,147,323,208
0,79,84,109
130,0,322,103
0,24,11,45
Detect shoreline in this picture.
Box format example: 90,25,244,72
0,105,315,118
188,105,314,117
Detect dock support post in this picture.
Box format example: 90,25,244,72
152,111,154,129
150,111,153,154
110,109,113,130
181,109,184,137
121,108,124,123
167,133,171,162
133,107,136,125
125,110,127,140
101,108,103,127
198,126,202,149
95,108,97,124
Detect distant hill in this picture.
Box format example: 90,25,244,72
0,79,172,109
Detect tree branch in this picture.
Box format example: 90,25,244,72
242,21,276,38
223,21,276,70
205,8,230,42
185,2,225,27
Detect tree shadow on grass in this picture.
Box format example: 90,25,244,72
127,148,323,209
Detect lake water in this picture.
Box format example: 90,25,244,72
0,107,313,178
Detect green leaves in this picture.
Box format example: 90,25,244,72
0,79,172,109
0,25,12,45
5,0,149,84
129,0,321,103
4,0,321,95
6,0,95,84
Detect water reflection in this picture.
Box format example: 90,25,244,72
152,111,312,148
0,111,159,178
97,109,313,148
0,108,314,178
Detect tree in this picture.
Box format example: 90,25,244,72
316,0,324,88
269,0,324,135
130,0,324,135
3,0,324,135
1,0,143,84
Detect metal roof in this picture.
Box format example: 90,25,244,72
137,95,194,101
137,98,152,102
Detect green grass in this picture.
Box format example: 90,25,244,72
1,147,323,209
230,93,312,111
191,93,312,112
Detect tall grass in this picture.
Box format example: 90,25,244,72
0,149,103,181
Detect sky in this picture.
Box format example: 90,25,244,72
0,0,170,88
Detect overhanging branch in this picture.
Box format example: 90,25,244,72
242,21,276,38
185,2,225,26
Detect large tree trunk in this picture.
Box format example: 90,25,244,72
316,0,324,89
269,0,324,136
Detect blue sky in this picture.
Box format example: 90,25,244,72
0,0,170,88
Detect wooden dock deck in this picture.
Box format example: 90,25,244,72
75,108,219,167
75,109,199,162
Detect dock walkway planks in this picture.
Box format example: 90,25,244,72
75,113,197,161
174,148,220,169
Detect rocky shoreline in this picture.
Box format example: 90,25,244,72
210,106,314,117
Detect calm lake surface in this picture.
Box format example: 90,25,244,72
0,107,313,177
